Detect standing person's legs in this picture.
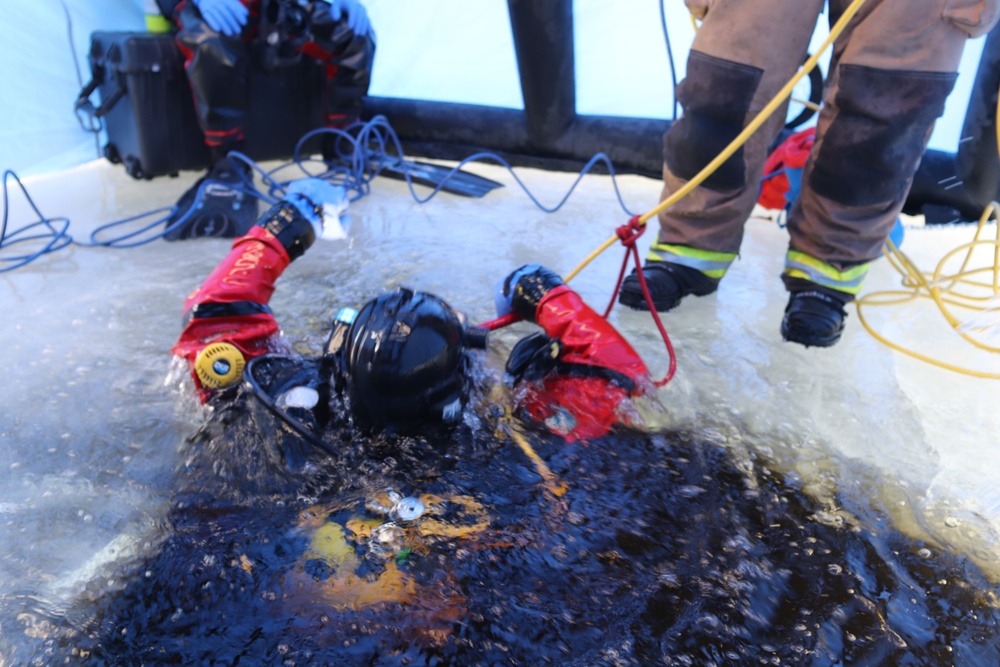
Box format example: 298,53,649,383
620,0,826,311
304,1,376,161
779,0,997,346
176,1,252,161
166,1,258,239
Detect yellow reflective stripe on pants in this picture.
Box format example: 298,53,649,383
647,243,735,279
783,250,869,295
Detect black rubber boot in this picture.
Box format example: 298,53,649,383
618,261,719,312
780,290,848,348
164,158,258,240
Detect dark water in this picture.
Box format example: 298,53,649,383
2,385,999,667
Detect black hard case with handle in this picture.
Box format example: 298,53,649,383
77,31,325,180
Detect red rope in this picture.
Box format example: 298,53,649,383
603,216,677,387
479,312,522,331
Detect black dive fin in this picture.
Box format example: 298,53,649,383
163,183,258,240
164,159,258,240
376,158,504,198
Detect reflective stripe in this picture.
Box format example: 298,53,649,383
783,250,869,295
647,243,736,279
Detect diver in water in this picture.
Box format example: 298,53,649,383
164,177,656,642
172,178,651,466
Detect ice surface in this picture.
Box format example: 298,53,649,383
1,158,999,603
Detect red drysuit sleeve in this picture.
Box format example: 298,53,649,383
518,285,650,441
171,225,292,395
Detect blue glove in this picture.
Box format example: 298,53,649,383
327,0,372,37
495,264,564,323
284,178,349,239
193,0,249,37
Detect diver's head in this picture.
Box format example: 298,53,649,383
338,288,488,431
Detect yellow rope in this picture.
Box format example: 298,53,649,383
855,205,1000,379
791,97,822,112
564,0,867,283
855,75,1000,379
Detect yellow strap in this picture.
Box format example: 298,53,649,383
499,403,567,497
507,423,568,497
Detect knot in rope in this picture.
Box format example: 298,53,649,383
615,215,645,247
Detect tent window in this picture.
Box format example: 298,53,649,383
365,0,524,110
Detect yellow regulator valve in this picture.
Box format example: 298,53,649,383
194,342,246,389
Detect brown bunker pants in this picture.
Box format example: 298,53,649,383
654,0,999,297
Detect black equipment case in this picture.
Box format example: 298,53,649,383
76,31,327,179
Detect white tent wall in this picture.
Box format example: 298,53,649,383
0,1,144,177
0,0,990,177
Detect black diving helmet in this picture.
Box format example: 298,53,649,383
327,287,488,430
244,288,488,469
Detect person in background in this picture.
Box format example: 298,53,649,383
618,0,999,347
144,0,375,237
